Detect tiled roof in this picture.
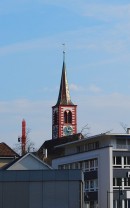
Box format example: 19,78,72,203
37,133,83,165
37,133,82,157
0,142,19,157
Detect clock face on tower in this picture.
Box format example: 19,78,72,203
63,125,73,136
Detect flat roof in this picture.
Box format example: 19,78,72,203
54,133,130,149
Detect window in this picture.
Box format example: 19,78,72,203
124,178,130,186
124,156,130,167
84,161,89,170
113,156,116,165
116,139,126,149
64,110,72,124
94,179,98,190
127,157,130,165
88,143,94,150
90,160,94,170
79,162,83,169
113,178,116,186
113,156,122,167
90,180,94,190
95,141,99,149
76,145,84,153
84,144,88,151
75,162,80,169
94,159,98,168
117,178,122,186
116,157,121,165
113,178,122,186
85,181,89,190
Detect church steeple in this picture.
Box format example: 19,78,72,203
56,51,73,106
52,52,77,139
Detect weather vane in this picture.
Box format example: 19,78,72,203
62,43,66,61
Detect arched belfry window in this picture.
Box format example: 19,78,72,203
64,110,72,124
54,111,58,125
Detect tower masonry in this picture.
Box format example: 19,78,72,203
52,52,77,139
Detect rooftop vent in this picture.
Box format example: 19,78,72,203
127,128,130,134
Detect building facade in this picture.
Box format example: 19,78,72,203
51,133,130,208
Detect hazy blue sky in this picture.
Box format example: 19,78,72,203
1,0,130,150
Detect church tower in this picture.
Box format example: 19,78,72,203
52,52,77,139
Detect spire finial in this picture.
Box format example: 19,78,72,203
62,43,65,62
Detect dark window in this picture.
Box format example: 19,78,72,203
124,156,127,165
113,178,116,186
116,156,121,165
127,157,130,165
113,157,116,165
95,141,99,149
117,178,122,186
128,178,130,186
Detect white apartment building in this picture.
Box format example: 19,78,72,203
51,132,130,208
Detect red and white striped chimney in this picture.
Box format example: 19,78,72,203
21,119,26,156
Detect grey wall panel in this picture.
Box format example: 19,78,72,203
29,182,42,208
3,182,16,208
53,181,69,208
13,182,29,208
68,181,81,208
43,181,56,208
2,182,29,208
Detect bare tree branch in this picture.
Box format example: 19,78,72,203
120,122,127,133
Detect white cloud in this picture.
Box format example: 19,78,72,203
0,38,59,56
88,84,102,93
81,3,130,21
70,83,84,91
37,1,130,22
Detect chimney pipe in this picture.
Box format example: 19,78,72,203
127,128,130,134
22,119,26,155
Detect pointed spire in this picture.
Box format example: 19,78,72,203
56,51,74,105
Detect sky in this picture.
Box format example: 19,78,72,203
1,0,130,151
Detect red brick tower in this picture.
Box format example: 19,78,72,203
52,52,77,139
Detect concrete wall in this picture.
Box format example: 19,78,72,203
0,170,83,208
98,147,113,208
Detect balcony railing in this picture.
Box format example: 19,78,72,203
116,144,130,150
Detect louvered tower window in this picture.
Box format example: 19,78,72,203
64,110,72,124
54,111,58,125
